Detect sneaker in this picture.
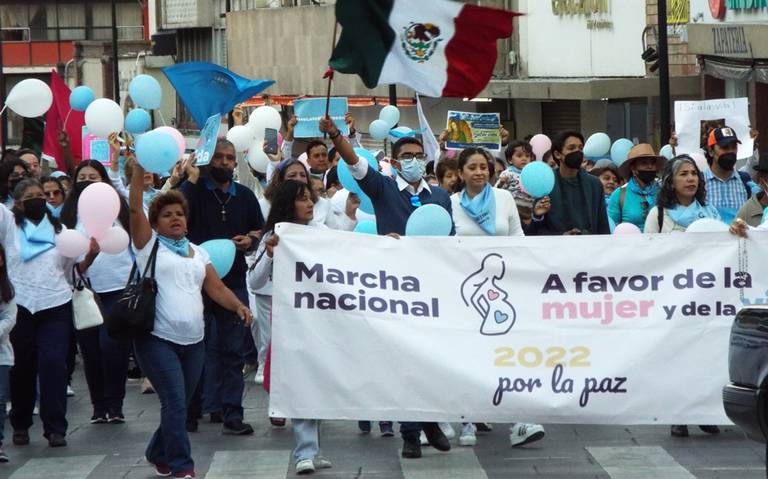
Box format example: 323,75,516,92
358,420,372,434
172,471,195,479
150,461,171,477
66,385,75,397
209,412,223,424
313,456,332,469
46,433,67,448
0,447,8,462
379,421,395,437
295,458,315,475
670,425,689,437
419,430,428,446
90,410,108,424
475,422,493,432
12,430,29,446
107,408,125,424
222,419,254,435
422,422,451,452
509,423,545,447
438,422,455,440
459,423,477,446
401,437,422,459
141,378,155,394
699,425,720,434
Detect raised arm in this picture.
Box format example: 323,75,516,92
129,162,153,249
320,117,359,166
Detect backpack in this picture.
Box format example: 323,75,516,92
738,171,754,199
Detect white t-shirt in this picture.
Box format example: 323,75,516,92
134,232,211,345
77,220,133,293
450,187,524,237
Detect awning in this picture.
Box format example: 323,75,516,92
701,55,768,83
238,95,417,108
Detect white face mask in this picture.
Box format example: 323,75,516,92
399,158,426,182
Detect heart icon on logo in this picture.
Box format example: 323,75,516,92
487,289,499,301
494,310,508,324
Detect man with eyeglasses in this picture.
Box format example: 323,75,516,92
179,139,264,436
320,116,453,459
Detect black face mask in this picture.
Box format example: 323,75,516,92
636,170,657,184
75,180,96,195
563,151,584,169
717,153,737,171
209,166,234,184
23,198,48,221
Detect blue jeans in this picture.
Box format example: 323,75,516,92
292,419,320,463
199,288,249,422
134,334,204,474
10,303,72,436
0,365,9,446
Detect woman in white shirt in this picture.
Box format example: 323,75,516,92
128,162,251,479
0,179,97,448
60,159,134,425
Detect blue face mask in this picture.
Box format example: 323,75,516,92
398,158,426,183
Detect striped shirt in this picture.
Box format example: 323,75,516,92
704,168,749,223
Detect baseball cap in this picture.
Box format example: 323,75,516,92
707,127,742,148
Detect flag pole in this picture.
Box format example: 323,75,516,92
322,21,339,139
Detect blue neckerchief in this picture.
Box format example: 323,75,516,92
506,165,522,174
627,177,660,208
716,207,737,225
19,217,56,262
158,235,190,257
460,184,496,235
47,203,63,218
668,200,720,228
143,188,159,210
762,206,768,225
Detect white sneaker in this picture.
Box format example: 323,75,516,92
509,423,545,447
295,458,315,475
438,422,455,440
459,423,477,446
254,364,265,385
419,430,428,446
33,405,39,415
313,455,332,469
66,385,75,397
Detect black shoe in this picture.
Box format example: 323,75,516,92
380,421,395,437
210,412,223,424
401,437,422,459
107,408,125,424
358,420,372,433
222,419,254,435
475,422,493,432
670,425,689,437
699,425,720,434
422,422,451,452
186,419,198,433
46,433,67,448
12,430,29,446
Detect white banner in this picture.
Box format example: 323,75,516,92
269,224,768,425
674,98,754,159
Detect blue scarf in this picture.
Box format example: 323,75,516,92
668,200,720,228
143,188,159,211
627,177,660,208
19,217,56,262
460,184,496,235
506,165,522,174
158,235,190,257
47,203,63,218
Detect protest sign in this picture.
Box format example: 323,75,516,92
269,224,767,424
445,111,501,151
81,126,112,166
194,114,222,166
294,97,348,138
674,98,754,159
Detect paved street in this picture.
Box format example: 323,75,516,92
0,370,764,479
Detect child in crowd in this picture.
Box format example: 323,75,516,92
496,141,535,223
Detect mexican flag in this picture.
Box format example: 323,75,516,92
329,0,518,98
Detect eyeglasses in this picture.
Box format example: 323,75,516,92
410,195,422,208
398,153,427,161
45,190,63,198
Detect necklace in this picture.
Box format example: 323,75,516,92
211,189,232,222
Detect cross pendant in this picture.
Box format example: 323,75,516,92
221,207,227,222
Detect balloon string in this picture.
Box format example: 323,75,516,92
0,105,6,116
158,110,167,126
63,109,72,130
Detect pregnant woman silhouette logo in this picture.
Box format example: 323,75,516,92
460,253,517,336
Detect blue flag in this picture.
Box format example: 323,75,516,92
162,62,274,128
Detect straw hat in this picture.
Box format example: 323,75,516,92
618,143,665,180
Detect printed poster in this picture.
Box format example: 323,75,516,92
445,111,501,151
293,97,348,138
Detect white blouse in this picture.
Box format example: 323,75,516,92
450,187,524,237
77,220,133,293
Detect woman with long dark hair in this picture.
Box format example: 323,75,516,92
0,243,17,462
60,159,134,424
0,178,97,447
0,159,30,208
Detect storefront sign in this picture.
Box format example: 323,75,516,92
551,0,613,30
727,0,768,9
713,25,749,54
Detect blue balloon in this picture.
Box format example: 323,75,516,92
659,144,674,160
129,74,162,110
369,119,391,140
358,192,374,215
520,161,555,198
583,132,611,159
354,220,377,235
125,108,151,134
135,130,179,174
405,204,452,236
610,139,634,166
199,239,236,278
379,105,400,128
337,162,363,195
69,86,95,112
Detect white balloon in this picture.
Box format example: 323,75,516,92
55,228,91,258
226,125,255,153
686,218,730,233
85,99,124,139
248,106,282,135
245,138,270,173
97,226,130,254
6,79,53,118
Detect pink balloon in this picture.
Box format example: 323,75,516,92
277,132,284,148
78,183,120,239
444,149,457,160
155,126,185,160
614,222,642,235
55,228,90,258
529,134,552,161
97,226,129,254
690,152,709,172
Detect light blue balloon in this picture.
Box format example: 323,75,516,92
129,74,162,110
337,162,363,195
659,144,674,160
405,204,452,236
135,130,179,174
610,139,634,166
583,132,611,159
520,161,555,198
354,220,377,235
379,105,400,128
369,119,391,140
125,108,151,134
338,148,378,198
69,86,95,112
200,239,236,278
358,192,374,215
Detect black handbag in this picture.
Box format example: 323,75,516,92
105,239,159,340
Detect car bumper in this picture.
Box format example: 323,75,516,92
723,383,768,442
